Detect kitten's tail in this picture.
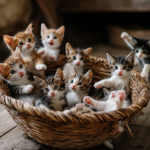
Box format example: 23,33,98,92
103,140,114,149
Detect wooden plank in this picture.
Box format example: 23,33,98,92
0,110,16,137
0,127,25,150
57,0,150,12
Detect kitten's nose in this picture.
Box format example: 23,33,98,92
27,44,30,48
72,85,76,89
118,71,122,76
139,55,142,57
19,71,24,77
50,40,53,43
76,62,80,66
111,93,115,98
51,92,54,97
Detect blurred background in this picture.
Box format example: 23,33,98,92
0,0,150,61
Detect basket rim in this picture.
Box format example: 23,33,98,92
0,56,149,124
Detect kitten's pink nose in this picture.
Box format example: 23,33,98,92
139,55,142,57
118,71,122,76
111,93,115,98
50,40,53,42
19,71,24,77
72,85,76,89
51,92,54,97
76,62,80,66
27,44,30,48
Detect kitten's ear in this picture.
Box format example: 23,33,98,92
54,68,64,81
41,23,48,36
66,43,75,55
83,47,92,56
57,25,65,37
25,23,33,35
120,32,137,50
106,53,116,65
3,35,17,51
103,88,110,97
125,51,134,63
14,47,22,59
34,76,46,87
84,70,93,83
70,65,77,77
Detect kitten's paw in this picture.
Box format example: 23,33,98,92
38,49,45,55
24,85,34,93
36,64,47,71
94,82,103,89
117,90,126,101
76,103,85,107
115,126,124,133
83,96,94,106
49,55,57,61
141,72,148,79
120,32,129,40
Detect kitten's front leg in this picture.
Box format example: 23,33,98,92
38,48,45,55
14,85,34,94
49,54,57,61
35,55,47,71
141,64,150,79
94,79,113,89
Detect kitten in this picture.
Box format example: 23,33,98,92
38,24,65,62
66,66,93,108
94,51,134,94
63,43,92,82
3,23,47,79
83,88,130,112
0,48,39,95
121,32,150,80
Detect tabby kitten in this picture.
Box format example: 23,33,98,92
0,48,38,95
38,24,65,62
66,66,93,107
94,51,134,94
121,32,150,80
63,43,92,82
3,23,47,79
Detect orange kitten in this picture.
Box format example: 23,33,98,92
38,24,65,62
3,23,47,78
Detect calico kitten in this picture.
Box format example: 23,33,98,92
83,88,130,112
17,68,67,111
66,66,93,107
0,48,39,95
94,51,134,94
63,43,92,82
121,32,150,80
3,23,47,79
38,24,65,61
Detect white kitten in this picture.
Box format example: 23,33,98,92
38,23,65,62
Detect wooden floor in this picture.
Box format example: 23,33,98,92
0,45,150,150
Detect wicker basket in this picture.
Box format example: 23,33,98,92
0,54,149,149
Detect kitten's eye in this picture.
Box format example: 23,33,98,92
143,51,146,54
19,64,23,68
28,38,32,42
136,50,139,53
54,36,57,39
70,79,73,83
72,56,76,60
54,85,58,90
123,66,127,69
114,66,118,69
19,42,24,46
47,36,49,38
80,57,83,60
45,88,49,92
78,82,82,85
10,70,15,74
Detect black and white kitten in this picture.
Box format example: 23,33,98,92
121,32,150,80
94,51,134,94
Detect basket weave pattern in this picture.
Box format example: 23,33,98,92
0,55,149,149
